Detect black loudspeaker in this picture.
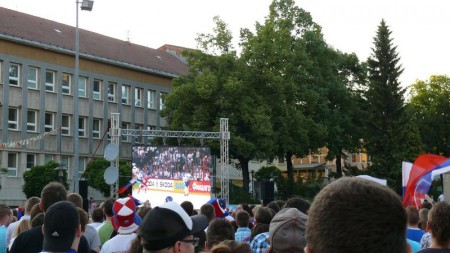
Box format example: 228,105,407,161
79,180,89,212
254,181,275,205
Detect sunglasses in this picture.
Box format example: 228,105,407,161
180,237,199,247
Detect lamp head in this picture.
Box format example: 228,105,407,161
81,0,94,11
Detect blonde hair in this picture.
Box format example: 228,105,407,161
13,219,31,238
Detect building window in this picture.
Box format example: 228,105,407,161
147,90,155,109
45,113,55,132
26,154,36,170
27,67,39,89
62,115,71,136
78,76,87,97
45,155,53,163
45,70,56,92
62,73,72,95
122,85,130,105
135,88,142,107
8,108,19,130
122,122,130,142
93,79,102,100
78,158,86,173
93,119,101,139
159,92,166,110
27,110,37,132
7,153,18,177
108,82,116,102
61,156,70,169
79,117,86,137
9,63,20,86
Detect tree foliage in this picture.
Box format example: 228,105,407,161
408,75,450,156
364,20,422,193
23,161,69,199
83,158,131,197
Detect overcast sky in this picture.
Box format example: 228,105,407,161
1,0,449,89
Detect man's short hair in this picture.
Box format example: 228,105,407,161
266,201,280,214
76,207,89,233
236,210,250,228
254,207,273,225
206,218,235,249
284,197,311,214
0,204,11,220
25,197,41,214
428,202,450,247
405,206,420,225
102,198,115,217
67,193,83,208
306,177,407,253
91,207,104,223
180,201,194,216
30,203,43,220
200,203,215,222
41,182,67,211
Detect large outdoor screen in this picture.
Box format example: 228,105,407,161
131,146,212,208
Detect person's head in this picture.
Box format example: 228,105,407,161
137,206,152,220
269,208,307,253
274,201,285,211
418,208,429,231
42,201,81,252
236,210,250,228
24,196,41,215
305,177,407,253
76,207,89,233
421,200,433,210
210,240,252,253
206,218,235,250
427,201,450,247
284,197,311,214
238,203,251,215
250,223,270,240
266,201,280,214
0,204,12,226
111,197,142,234
31,213,45,228
181,201,194,216
405,206,420,226
30,203,44,220
254,207,273,225
200,203,215,222
102,198,115,218
40,182,67,212
67,193,83,208
139,201,209,253
13,219,31,237
92,207,104,223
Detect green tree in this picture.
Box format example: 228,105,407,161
162,17,275,194
364,20,422,193
240,0,328,196
408,75,450,156
254,166,287,200
23,161,68,198
83,158,131,197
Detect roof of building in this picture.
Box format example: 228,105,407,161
0,7,188,78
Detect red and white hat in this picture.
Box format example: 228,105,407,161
111,197,142,234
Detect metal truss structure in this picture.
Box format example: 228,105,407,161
109,113,230,203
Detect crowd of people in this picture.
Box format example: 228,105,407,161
1,177,450,253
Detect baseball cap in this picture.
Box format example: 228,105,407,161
43,201,80,252
269,208,308,253
111,197,142,234
139,201,209,251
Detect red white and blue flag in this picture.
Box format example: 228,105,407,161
402,154,450,208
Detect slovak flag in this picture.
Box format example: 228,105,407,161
207,198,228,218
402,154,450,208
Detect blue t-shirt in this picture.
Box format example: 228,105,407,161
0,226,7,253
407,227,425,243
407,238,422,253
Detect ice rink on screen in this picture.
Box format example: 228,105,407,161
133,187,211,209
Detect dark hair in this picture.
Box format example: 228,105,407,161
76,207,88,232
30,203,43,220
405,206,420,225
254,207,273,225
418,208,429,231
428,202,450,247
200,203,215,222
128,235,143,253
31,213,45,228
239,203,251,216
284,197,310,214
210,240,252,253
274,200,285,210
266,201,280,214
180,201,194,216
67,193,83,208
92,207,104,223
0,204,11,220
25,197,41,214
236,210,250,228
41,182,67,211
207,219,235,249
250,223,270,240
102,198,115,217
137,206,152,220
306,177,407,253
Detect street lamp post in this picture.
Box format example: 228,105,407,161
250,170,255,199
73,0,93,193
55,164,68,183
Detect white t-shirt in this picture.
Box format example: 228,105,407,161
100,233,136,253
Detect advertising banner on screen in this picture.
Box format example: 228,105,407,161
131,145,213,208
